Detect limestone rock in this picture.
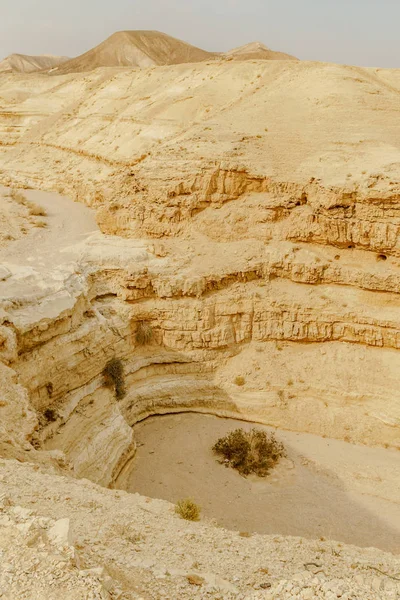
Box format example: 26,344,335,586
47,518,73,548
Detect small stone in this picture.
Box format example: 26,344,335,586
372,576,383,591
0,493,12,509
0,266,11,281
47,518,72,548
12,506,32,520
187,574,205,586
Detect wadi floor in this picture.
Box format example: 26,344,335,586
124,413,400,553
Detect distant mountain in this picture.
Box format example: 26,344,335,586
0,33,298,77
0,53,69,74
225,42,298,61
54,30,218,74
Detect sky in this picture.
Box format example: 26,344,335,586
0,0,399,68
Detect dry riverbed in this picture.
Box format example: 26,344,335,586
122,413,400,553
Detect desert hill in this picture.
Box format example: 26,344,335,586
226,41,297,61
54,30,218,74
0,59,399,449
0,53,69,73
51,30,297,74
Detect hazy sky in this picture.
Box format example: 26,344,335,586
1,0,399,68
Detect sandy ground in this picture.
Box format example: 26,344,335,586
124,413,400,553
0,185,98,299
0,185,98,267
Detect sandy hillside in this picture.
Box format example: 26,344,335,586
0,53,69,73
226,41,297,61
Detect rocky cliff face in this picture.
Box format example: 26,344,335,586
0,59,399,488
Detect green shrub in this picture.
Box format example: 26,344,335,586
103,358,126,400
135,321,153,345
175,499,201,521
213,428,285,477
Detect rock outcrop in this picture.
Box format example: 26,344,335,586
0,58,400,481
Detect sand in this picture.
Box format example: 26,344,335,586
124,413,400,553
0,185,98,300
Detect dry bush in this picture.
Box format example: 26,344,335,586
8,189,27,205
135,321,153,345
34,219,47,228
103,358,126,400
113,523,144,544
175,499,201,521
234,376,245,386
28,202,47,217
43,408,58,422
213,428,285,477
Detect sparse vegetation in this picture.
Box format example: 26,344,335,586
34,219,47,228
43,408,58,422
7,189,47,220
175,498,201,521
213,428,285,477
28,203,47,217
234,376,245,386
103,358,126,400
8,188,27,205
135,321,153,345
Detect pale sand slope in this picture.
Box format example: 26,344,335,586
124,413,400,553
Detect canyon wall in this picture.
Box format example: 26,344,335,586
0,59,400,486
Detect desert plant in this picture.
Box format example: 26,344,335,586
213,428,285,477
8,188,27,205
43,408,58,422
234,376,245,386
28,202,47,217
34,219,47,228
135,321,153,345
175,499,201,521
103,358,126,400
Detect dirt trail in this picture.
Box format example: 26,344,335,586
124,413,400,553
0,186,98,300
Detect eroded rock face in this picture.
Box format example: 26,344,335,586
1,239,399,487
0,59,399,488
